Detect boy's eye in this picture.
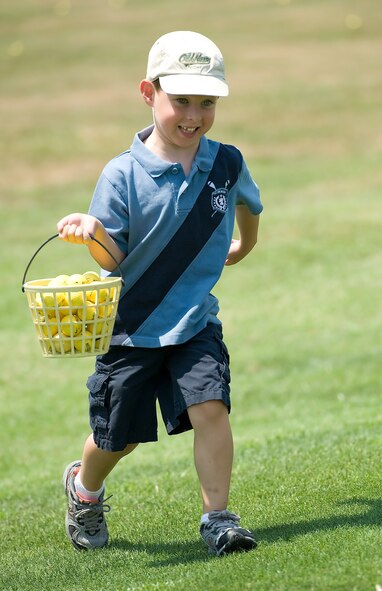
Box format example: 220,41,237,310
173,97,216,107
202,99,215,107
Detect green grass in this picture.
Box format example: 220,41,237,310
1,0,382,589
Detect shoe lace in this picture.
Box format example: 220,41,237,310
205,510,241,533
75,495,112,535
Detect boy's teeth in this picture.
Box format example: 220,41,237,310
182,126,196,132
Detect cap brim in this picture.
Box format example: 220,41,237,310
158,74,229,97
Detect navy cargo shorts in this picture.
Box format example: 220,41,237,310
86,323,231,452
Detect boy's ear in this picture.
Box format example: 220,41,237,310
140,80,156,106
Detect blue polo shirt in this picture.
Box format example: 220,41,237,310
88,125,263,347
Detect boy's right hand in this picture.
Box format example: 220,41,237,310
57,212,125,271
57,213,101,245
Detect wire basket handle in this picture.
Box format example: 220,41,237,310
21,233,125,292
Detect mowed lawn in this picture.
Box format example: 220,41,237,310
1,1,381,590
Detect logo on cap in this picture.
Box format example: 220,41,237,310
179,52,211,67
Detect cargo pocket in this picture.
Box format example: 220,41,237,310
219,340,231,388
87,370,111,441
212,328,231,389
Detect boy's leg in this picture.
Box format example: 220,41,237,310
187,400,233,513
160,324,257,555
79,434,138,492
63,438,138,551
63,345,163,551
188,400,256,556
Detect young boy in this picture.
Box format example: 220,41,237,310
58,30,263,557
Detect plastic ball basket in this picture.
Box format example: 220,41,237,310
22,234,124,358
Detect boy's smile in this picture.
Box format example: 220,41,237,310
180,125,198,135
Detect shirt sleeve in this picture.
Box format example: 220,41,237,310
235,159,263,215
88,172,130,254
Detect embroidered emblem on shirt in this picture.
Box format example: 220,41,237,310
208,180,230,216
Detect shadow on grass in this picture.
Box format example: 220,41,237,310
109,538,210,566
107,498,380,566
256,497,382,545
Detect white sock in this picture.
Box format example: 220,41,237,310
200,512,210,525
74,472,104,502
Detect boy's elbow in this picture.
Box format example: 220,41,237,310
249,233,258,251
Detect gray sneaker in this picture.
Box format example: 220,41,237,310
200,510,257,556
63,460,111,550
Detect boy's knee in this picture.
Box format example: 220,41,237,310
113,442,139,458
122,442,139,455
188,400,228,427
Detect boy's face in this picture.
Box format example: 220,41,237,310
141,81,218,152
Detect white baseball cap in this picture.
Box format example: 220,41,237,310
146,31,229,97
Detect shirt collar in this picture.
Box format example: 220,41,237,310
131,125,213,178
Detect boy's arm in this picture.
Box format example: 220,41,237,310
225,205,260,266
57,213,126,271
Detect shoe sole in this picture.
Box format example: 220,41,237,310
215,533,257,556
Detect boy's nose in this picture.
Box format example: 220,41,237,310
186,105,201,121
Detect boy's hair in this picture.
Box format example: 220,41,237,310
146,31,229,97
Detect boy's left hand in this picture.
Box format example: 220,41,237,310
225,239,245,265
226,209,260,265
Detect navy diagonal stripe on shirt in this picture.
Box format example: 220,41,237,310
113,144,242,337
